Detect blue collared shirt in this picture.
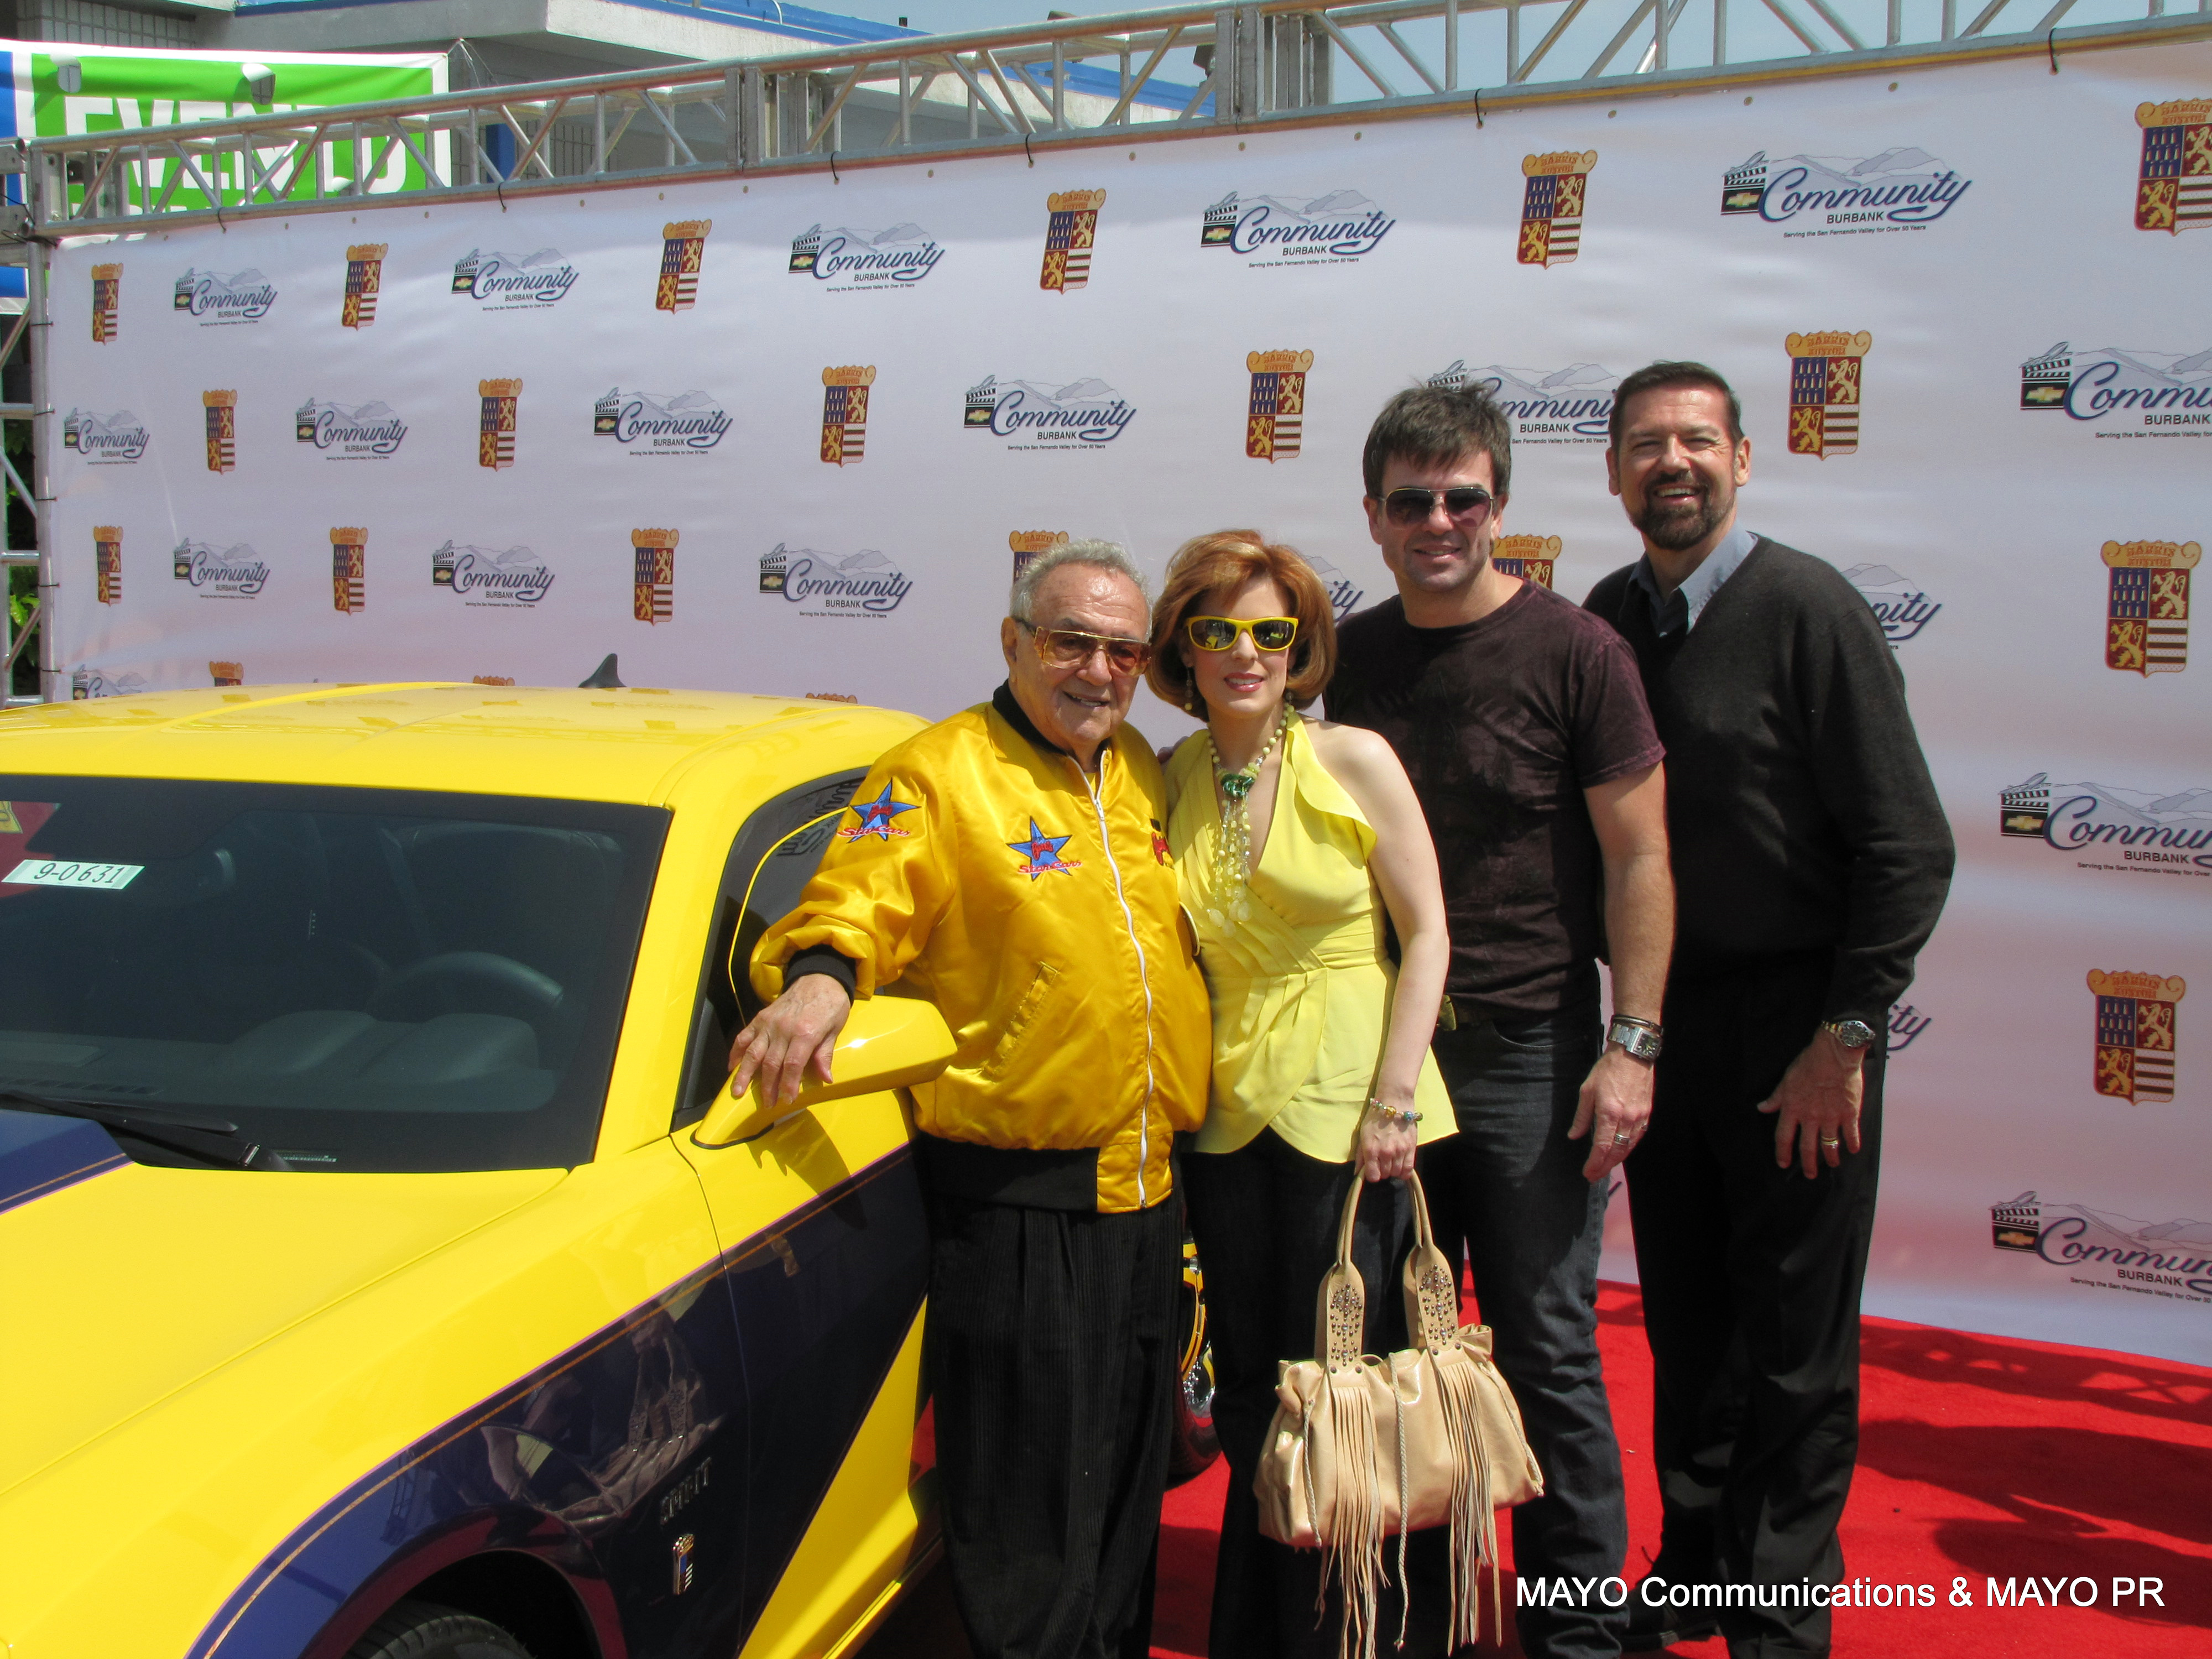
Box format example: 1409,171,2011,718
1627,525,1758,636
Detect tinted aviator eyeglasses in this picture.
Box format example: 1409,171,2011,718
1381,485,1496,526
1018,619,1154,675
1185,615,1300,653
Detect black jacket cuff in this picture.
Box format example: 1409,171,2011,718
785,945,857,1000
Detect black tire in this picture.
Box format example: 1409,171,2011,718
1167,1228,1221,1486
344,1599,536,1659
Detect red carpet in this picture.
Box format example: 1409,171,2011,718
1149,1284,2212,1658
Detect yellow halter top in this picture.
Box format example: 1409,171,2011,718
1166,712,1451,1162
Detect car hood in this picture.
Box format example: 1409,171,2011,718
0,1111,564,1496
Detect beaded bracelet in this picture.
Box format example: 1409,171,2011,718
1365,1098,1422,1126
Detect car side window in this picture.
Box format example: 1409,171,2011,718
671,772,866,1130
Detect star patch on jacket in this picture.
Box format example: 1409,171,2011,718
1008,818,1082,880
839,781,920,841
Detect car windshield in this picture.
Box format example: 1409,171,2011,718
0,776,667,1173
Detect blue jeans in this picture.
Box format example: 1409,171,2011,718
1417,1007,1628,1659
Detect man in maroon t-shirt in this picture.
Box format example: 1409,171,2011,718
1327,383,1674,1659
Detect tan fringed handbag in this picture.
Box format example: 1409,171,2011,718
1255,1171,1545,1659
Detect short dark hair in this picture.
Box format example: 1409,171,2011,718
1361,383,1512,501
1608,361,1743,450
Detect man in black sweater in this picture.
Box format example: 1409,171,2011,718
1582,362,1953,1657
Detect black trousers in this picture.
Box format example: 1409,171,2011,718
924,1189,1184,1659
1182,1130,1445,1659
1625,956,1886,1659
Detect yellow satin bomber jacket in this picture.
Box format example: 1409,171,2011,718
752,691,1211,1213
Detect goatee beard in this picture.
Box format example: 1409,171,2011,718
1633,479,1724,552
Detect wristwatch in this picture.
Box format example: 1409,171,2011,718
1606,1015,1663,1062
1822,1018,1878,1050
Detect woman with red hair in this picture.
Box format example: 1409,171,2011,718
1148,529,1455,1656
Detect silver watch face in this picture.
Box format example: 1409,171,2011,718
1826,1019,1877,1049
1609,1020,1662,1060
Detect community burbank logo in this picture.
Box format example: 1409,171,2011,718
964,374,1135,450
1298,552,1365,622
1199,189,1395,265
451,247,581,309
593,387,731,454
2133,98,2210,235
174,265,278,324
432,540,555,607
789,221,946,288
2000,771,2212,875
1518,152,1597,267
62,408,147,465
758,545,913,617
296,397,408,460
1991,1191,2210,1304
171,537,269,599
1721,145,1970,234
1433,360,1616,446
1841,562,1942,644
2100,539,2195,675
2020,341,2211,436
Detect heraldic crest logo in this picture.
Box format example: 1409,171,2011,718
91,263,121,343
2089,970,2184,1105
821,366,876,465
95,526,121,607
478,379,523,469
2101,539,2196,675
656,221,711,312
1042,190,1105,292
202,390,238,474
1246,351,1313,461
1011,530,1069,584
1785,331,1871,457
2135,99,2211,235
633,528,677,623
332,527,367,615
1519,152,1597,267
1493,534,1562,589
341,244,387,329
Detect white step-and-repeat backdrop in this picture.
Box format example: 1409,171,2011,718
44,39,2210,1361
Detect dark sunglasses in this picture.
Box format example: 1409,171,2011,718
1186,615,1300,653
1381,485,1496,526
1018,619,1153,675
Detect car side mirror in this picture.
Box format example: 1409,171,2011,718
692,994,956,1149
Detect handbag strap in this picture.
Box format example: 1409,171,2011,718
1311,1168,1462,1370
1399,1170,1462,1354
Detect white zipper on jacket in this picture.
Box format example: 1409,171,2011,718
1077,748,1156,1208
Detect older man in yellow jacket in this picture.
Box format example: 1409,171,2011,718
732,540,1210,1659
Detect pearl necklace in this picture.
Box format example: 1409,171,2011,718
1204,703,1291,927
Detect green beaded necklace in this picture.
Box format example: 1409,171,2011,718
1204,703,1292,926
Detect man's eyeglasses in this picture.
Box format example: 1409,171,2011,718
1380,485,1496,526
1185,615,1300,653
1018,619,1153,675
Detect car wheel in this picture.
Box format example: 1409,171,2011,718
1167,1229,1220,1486
344,1600,536,1659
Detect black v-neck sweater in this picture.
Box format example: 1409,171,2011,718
1584,538,1954,1023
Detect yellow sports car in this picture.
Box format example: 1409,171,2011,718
0,681,979,1659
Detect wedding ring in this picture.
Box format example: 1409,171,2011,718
1820,1136,1841,1149
1612,1131,1633,1145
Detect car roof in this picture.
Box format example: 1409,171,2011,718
0,682,925,805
